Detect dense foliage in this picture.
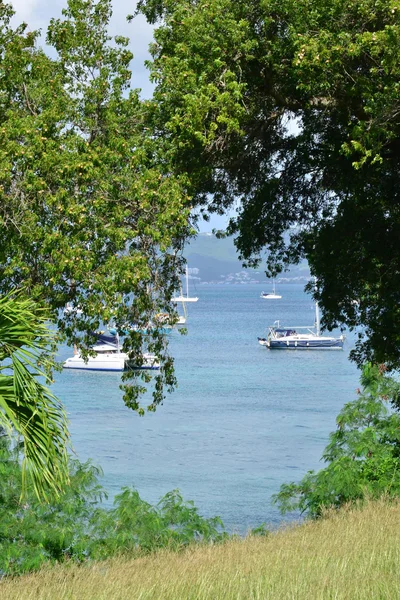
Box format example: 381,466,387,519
0,0,195,413
138,0,400,369
274,364,400,517
0,433,227,577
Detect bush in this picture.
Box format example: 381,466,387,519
273,364,400,517
0,433,227,576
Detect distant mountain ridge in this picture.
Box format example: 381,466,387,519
183,233,310,284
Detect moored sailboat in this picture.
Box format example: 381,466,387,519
258,301,344,350
172,265,198,302
260,280,282,299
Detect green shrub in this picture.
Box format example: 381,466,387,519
0,433,226,576
274,364,400,517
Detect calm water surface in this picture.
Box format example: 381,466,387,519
54,284,360,532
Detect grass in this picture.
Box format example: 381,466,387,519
2,499,400,599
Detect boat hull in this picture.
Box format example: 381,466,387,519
267,338,344,350
63,352,160,371
63,354,125,371
260,294,282,299
172,296,198,302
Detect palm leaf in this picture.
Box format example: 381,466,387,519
0,292,69,500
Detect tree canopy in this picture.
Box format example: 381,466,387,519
0,0,196,413
137,0,400,369
2,0,400,416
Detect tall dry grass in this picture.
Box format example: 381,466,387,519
2,498,400,600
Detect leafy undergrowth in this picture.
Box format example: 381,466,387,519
0,434,226,578
2,498,400,599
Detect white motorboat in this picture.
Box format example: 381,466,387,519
260,280,282,299
258,302,344,350
63,333,160,371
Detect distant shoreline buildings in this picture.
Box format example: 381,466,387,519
185,233,310,284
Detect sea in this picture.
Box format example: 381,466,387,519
54,283,360,533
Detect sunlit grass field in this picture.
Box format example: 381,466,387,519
2,499,400,600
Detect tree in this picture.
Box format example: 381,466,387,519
137,0,400,368
273,364,400,517
0,292,69,499
0,0,195,413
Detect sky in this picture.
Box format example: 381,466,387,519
11,0,156,98
10,0,231,232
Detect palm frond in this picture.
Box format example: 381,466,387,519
0,292,70,500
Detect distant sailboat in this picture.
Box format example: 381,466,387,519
260,280,282,299
172,266,199,303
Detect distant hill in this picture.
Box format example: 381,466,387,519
183,233,310,284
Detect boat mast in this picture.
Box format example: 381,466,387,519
314,278,321,336
315,301,321,336
183,298,187,319
186,265,189,299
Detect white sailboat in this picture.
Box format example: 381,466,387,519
260,280,282,299
172,265,199,302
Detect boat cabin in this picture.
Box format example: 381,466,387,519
271,328,297,338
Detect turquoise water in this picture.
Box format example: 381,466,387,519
54,284,360,532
